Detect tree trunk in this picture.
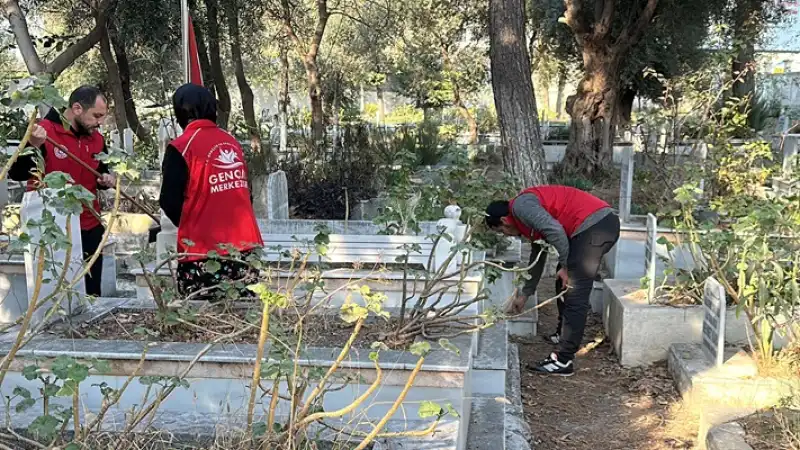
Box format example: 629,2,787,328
279,40,290,154
99,29,128,131
332,77,341,149
224,0,261,154
282,0,328,146
204,0,231,128
732,41,756,121
564,44,621,176
488,0,547,187
555,66,567,119
188,0,215,97
304,57,325,144
109,25,150,143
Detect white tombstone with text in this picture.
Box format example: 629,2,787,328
644,213,657,303
702,277,727,367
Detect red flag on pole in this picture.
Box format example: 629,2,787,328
181,0,203,86
187,16,203,86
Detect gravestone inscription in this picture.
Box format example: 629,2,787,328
702,276,727,367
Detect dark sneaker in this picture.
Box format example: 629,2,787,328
543,332,560,345
529,353,575,377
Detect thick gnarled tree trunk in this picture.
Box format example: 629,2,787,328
489,0,547,187
561,0,658,176
565,45,620,174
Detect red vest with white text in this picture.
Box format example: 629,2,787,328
507,185,609,240
169,119,263,262
28,117,104,230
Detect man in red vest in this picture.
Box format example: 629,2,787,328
486,185,620,376
159,84,263,299
11,86,116,297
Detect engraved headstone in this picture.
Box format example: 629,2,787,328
782,134,800,178
645,213,657,303
702,276,727,367
123,128,134,153
619,146,634,223
266,170,289,220
21,189,86,324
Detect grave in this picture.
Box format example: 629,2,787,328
266,170,289,220
133,206,489,311
602,278,751,367
701,277,726,368
20,189,86,324
667,277,799,446
618,146,634,223
644,213,657,302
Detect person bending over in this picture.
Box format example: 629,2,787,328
485,185,620,376
159,84,263,299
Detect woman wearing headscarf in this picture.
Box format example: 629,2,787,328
159,84,263,299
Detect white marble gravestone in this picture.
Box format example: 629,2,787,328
702,276,727,367
266,170,289,220
433,205,467,273
619,146,634,223
782,134,800,178
20,189,86,324
123,128,135,153
644,213,657,303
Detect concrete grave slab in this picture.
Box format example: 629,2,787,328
603,279,752,367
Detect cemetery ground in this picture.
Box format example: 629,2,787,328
518,279,701,450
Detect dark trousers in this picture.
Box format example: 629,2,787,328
177,251,259,300
557,213,620,361
81,225,105,297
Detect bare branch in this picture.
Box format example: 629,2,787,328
2,0,45,73
594,0,615,38
47,0,115,77
617,0,659,51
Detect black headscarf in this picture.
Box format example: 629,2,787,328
172,83,217,129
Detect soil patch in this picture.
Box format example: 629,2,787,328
741,409,800,450
54,307,391,349
517,278,700,449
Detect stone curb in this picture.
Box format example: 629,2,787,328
706,422,753,450
505,343,533,450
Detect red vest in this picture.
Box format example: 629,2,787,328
507,185,609,240
29,118,105,231
170,119,263,262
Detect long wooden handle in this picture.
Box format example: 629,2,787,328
44,136,161,225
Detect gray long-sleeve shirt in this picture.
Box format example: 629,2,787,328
512,193,613,268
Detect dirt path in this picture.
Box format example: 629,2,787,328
515,279,700,449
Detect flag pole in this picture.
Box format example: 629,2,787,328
181,0,190,84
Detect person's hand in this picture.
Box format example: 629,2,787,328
29,125,46,148
506,294,527,315
557,267,570,289
97,173,116,188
